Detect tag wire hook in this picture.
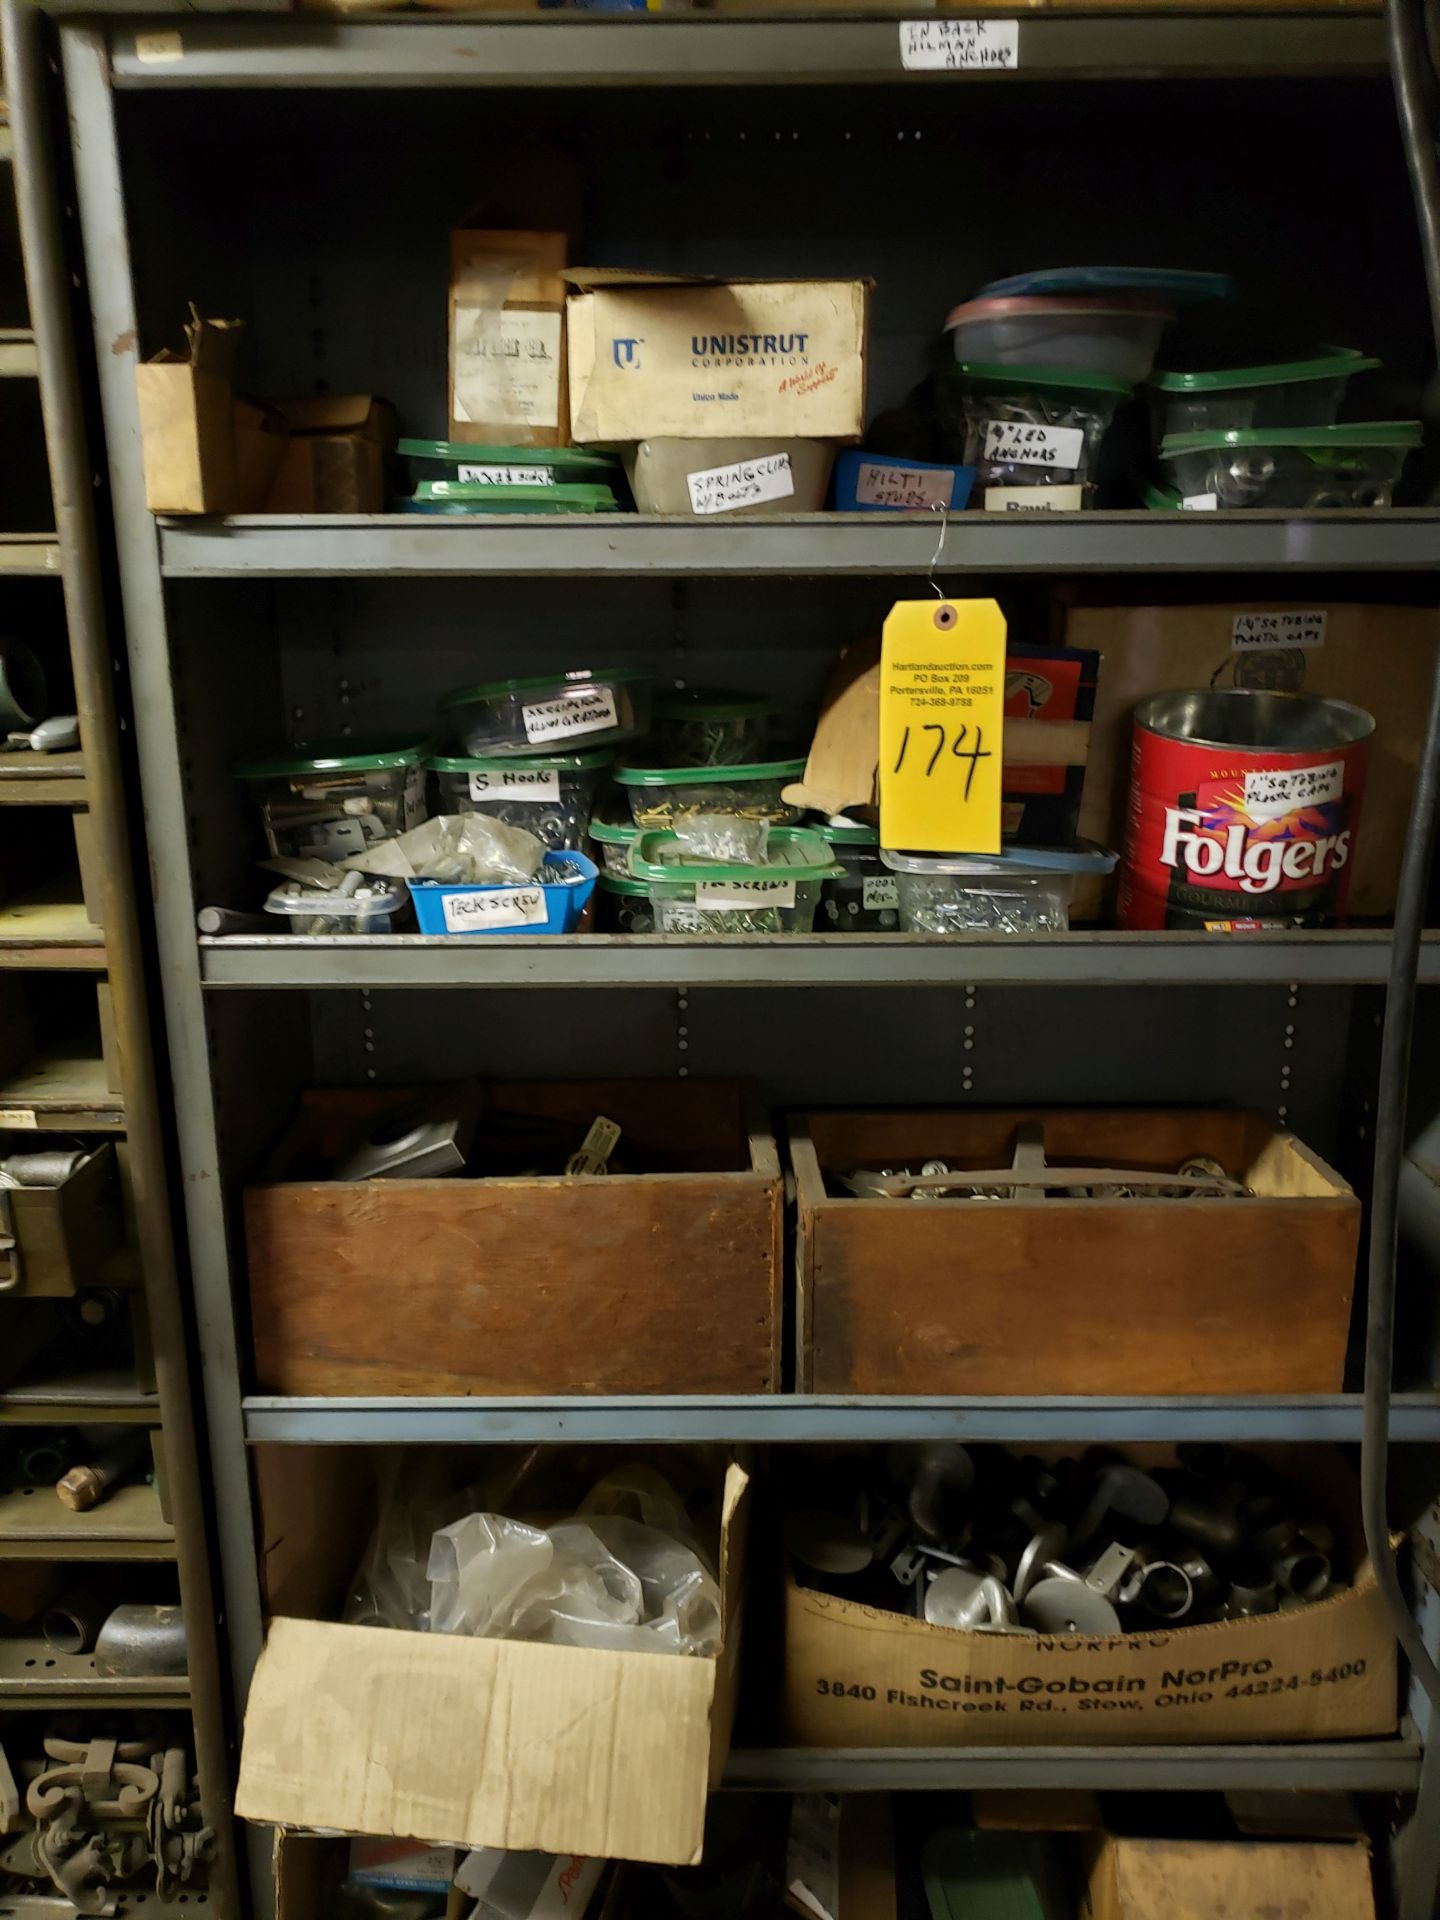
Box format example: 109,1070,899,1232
927,501,949,601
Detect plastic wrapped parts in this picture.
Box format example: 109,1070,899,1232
650,687,784,767
615,757,806,831
428,747,610,851
941,363,1132,510
631,826,843,934
880,841,1117,935
442,669,653,758
235,735,428,861
1145,347,1380,440
1158,422,1420,510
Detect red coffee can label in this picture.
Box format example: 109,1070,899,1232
1119,728,1369,931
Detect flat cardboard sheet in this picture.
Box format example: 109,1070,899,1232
1082,1836,1375,1920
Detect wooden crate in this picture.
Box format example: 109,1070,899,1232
246,1080,782,1395
0,1142,124,1297
791,1108,1359,1395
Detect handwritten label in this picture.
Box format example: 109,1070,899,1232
696,878,797,910
900,19,1019,69
862,876,900,912
983,484,1085,513
522,687,618,746
457,464,556,488
1232,610,1328,652
0,1109,38,1130
854,462,954,511
1243,758,1343,822
441,886,547,933
982,420,1083,469
1182,493,1220,511
134,30,183,61
879,598,1006,855
687,453,795,516
468,768,561,803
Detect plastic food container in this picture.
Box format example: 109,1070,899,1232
623,439,836,516
596,871,655,934
442,669,652,758
427,748,610,851
978,266,1235,307
399,437,621,484
879,842,1117,935
944,295,1174,385
589,814,640,876
832,449,974,514
262,878,410,936
235,736,429,861
1158,422,1421,510
631,826,842,934
407,851,598,937
817,821,899,933
614,758,806,831
1145,348,1381,440
941,364,1132,508
650,688,784,767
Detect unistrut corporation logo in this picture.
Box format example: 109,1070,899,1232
612,337,643,370
690,332,810,367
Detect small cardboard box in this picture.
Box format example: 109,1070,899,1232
237,1461,749,1867
1080,1836,1376,1920
566,272,870,443
791,1108,1359,1395
1064,600,1440,921
450,229,569,449
134,308,287,514
783,1451,1396,1750
267,395,398,513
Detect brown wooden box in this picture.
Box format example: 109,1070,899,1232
0,1142,124,1298
791,1108,1360,1395
246,1080,782,1396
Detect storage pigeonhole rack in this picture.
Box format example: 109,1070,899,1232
0,5,240,1910
48,7,1440,1917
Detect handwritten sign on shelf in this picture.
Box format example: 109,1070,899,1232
899,20,1019,70
879,598,1006,855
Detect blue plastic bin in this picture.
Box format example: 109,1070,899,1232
408,851,598,936
833,450,975,513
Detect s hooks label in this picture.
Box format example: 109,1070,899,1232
899,20,1019,70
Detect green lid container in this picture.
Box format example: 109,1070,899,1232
589,817,639,845
615,757,805,788
234,734,428,779
652,688,786,723
426,748,612,776
818,819,880,847
1160,420,1423,457
400,438,620,472
442,668,652,711
1148,347,1380,394
951,361,1134,398
597,870,649,897
415,479,618,513
630,825,842,885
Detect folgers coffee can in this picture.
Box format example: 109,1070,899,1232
1118,689,1374,931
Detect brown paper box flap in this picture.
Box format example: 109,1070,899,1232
453,229,569,304
1082,1836,1375,1920
565,269,877,293
144,303,243,376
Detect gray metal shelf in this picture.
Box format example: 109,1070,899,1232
243,1393,1440,1447
159,510,1440,578
724,1740,1423,1794
104,14,1387,90
199,928,1440,990
0,1636,188,1708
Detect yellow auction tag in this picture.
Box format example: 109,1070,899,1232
879,598,1006,854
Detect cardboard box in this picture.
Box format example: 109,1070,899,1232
783,1459,1396,1749
244,1081,783,1395
1080,1837,1375,1920
566,273,870,444
237,1460,749,1867
450,229,569,449
134,307,286,514
1065,601,1440,921
266,395,397,513
790,1108,1359,1395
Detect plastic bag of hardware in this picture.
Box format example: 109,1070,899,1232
427,1507,721,1657
345,1456,473,1633
670,812,771,867
341,814,545,887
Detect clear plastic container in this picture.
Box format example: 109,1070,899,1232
1145,348,1380,440
1157,422,1421,510
650,688,784,767
263,877,410,936
941,363,1132,506
630,826,842,935
944,295,1174,385
817,820,900,933
441,669,653,758
880,842,1117,935
614,758,805,831
596,871,655,933
977,266,1234,306
588,814,639,876
427,748,610,852
235,736,429,861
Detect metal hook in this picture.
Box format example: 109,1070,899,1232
926,501,949,600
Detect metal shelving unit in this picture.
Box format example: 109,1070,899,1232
0,3,239,1909
52,10,1440,1917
